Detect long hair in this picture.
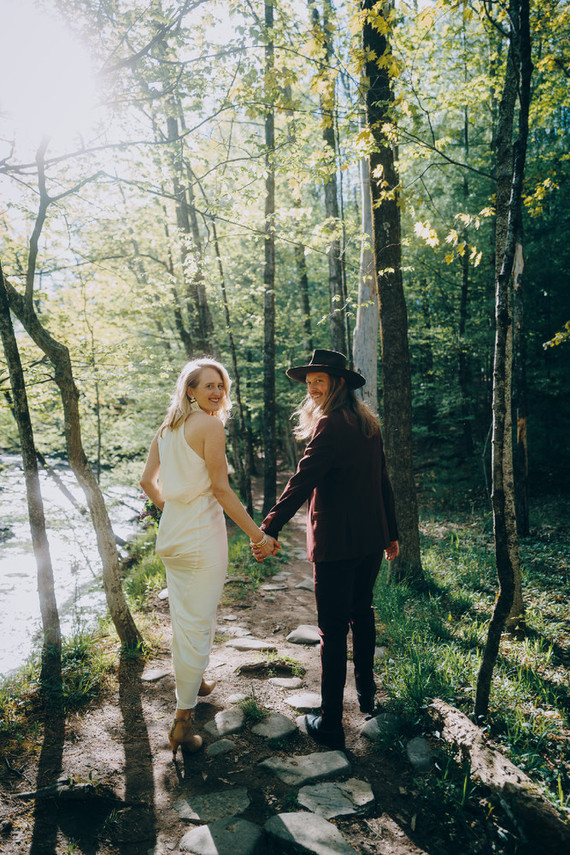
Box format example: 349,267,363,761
160,358,232,435
293,374,379,441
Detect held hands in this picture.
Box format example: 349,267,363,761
384,540,399,561
250,533,280,562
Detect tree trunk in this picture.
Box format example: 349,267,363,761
428,699,570,854
5,140,142,650
475,0,532,719
212,218,254,516
308,0,346,353
0,261,62,694
353,155,379,414
513,243,529,537
262,0,277,516
362,0,423,584
295,237,313,358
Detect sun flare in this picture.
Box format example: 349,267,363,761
0,0,96,146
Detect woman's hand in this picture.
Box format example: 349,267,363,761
384,540,399,561
250,534,280,561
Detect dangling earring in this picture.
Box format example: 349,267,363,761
188,397,201,413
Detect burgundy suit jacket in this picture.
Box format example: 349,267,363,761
261,409,398,563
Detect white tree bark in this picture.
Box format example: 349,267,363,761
353,155,379,413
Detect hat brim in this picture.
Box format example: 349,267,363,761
286,364,365,389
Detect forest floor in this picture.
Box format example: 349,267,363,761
0,508,558,855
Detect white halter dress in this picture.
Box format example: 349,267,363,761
155,424,227,708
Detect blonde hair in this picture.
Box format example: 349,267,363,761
293,374,379,441
160,358,232,434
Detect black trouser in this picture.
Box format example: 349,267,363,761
313,552,382,727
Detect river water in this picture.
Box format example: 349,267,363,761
0,455,142,680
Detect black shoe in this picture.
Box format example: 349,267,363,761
356,687,376,715
305,714,345,750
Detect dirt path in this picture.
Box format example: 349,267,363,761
0,516,488,854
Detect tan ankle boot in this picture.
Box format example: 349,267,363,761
198,678,216,696
168,714,202,759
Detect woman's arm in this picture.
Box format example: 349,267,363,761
204,419,278,552
140,433,165,510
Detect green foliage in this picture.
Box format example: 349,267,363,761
238,690,268,724
374,508,570,811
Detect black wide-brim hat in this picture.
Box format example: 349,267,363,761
286,349,366,389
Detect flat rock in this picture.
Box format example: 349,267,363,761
285,692,321,711
259,750,350,786
286,625,320,644
268,677,303,689
226,638,278,652
204,708,245,737
226,693,248,704
174,787,250,823
360,712,399,740
264,811,357,854
295,577,314,591
206,739,236,757
297,778,375,819
179,816,264,854
260,583,288,591
406,736,433,773
141,668,170,682
271,572,291,582
250,712,297,741
221,626,252,638
158,588,169,600
375,645,387,660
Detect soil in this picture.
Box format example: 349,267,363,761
0,514,530,855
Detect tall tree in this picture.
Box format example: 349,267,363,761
5,138,142,650
0,261,62,694
475,0,532,720
362,0,423,583
353,154,379,414
263,0,277,515
308,0,347,353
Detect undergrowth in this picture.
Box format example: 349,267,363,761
373,501,570,816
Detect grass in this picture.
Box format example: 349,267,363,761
372,501,570,815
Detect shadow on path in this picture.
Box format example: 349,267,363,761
115,652,157,854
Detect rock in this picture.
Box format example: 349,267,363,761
250,712,297,741
206,739,236,757
236,659,305,678
268,677,303,689
297,778,375,819
221,626,252,638
226,638,278,652
141,668,170,682
226,693,248,704
286,625,320,644
271,572,291,582
259,750,350,786
406,736,433,773
360,712,399,741
284,692,321,711
264,811,357,854
295,577,314,591
259,583,288,591
204,708,245,737
174,787,250,823
158,588,169,600
374,645,387,660
179,816,264,854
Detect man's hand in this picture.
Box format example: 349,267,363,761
250,534,280,562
